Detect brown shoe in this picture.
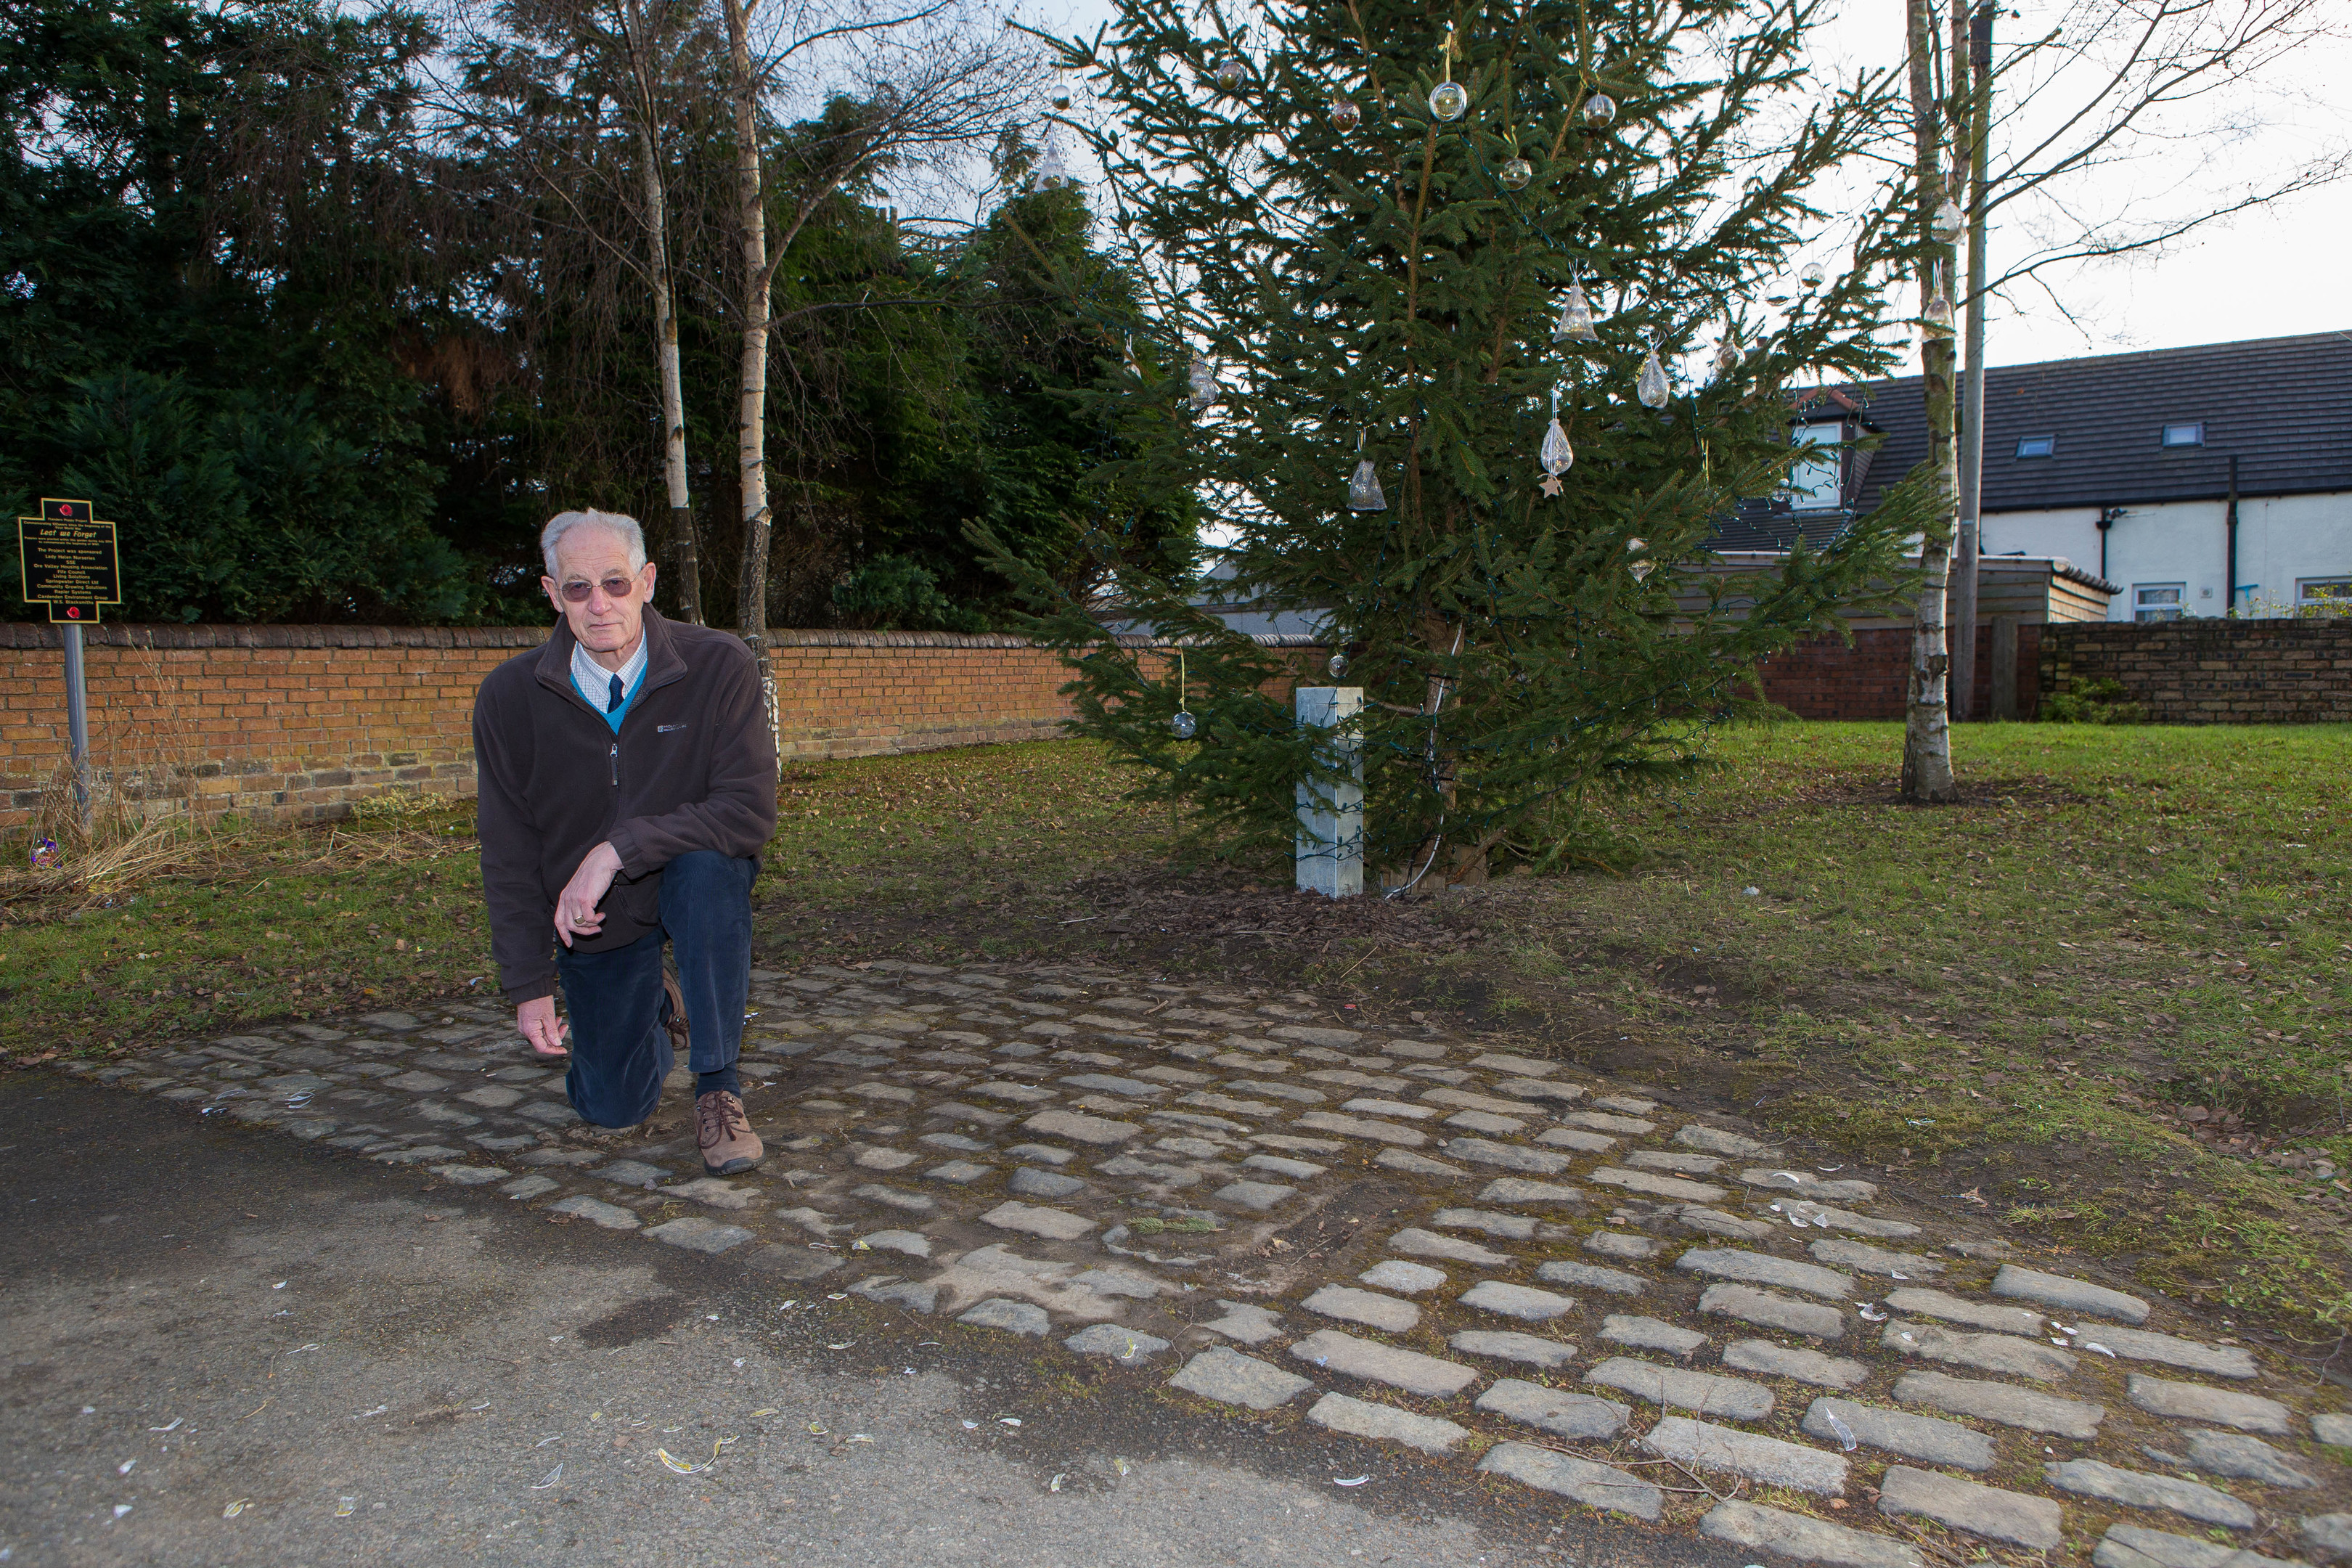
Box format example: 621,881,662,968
695,1089,762,1175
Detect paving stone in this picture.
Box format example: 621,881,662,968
1444,1138,1573,1175
1563,1111,1656,1135
1339,1097,1439,1121
1583,1230,1661,1261
2311,1413,2352,1445
1471,1053,1559,1077
1538,1260,1648,1296
1387,1227,1511,1267
1742,1168,1880,1204
1423,1088,1539,1116
1180,1092,1282,1118
1885,1320,2076,1381
1297,1111,1426,1146
976,1201,1095,1241
1443,1109,1528,1136
1241,1154,1326,1180
847,1081,919,1103
1289,1328,1478,1397
2305,1515,2352,1564
501,1175,561,1200
1007,1166,1085,1200
1270,1024,1360,1048
1724,1341,1869,1390
374,1143,467,1166
1590,1093,1655,1114
1583,1357,1775,1420
853,1147,919,1172
1680,1206,1780,1241
1532,1128,1619,1153
2125,1375,2290,1435
1810,1238,1943,1278
1302,1284,1421,1332
1992,1263,2149,1324
657,1177,754,1210
1063,1323,1171,1361
1429,1207,1537,1240
1591,1167,1728,1202
958,1297,1051,1336
1645,1417,1845,1496
1675,1125,1778,1158
548,1195,640,1230
929,1102,1013,1127
1022,1108,1140,1146
1882,1287,2042,1336
854,1183,939,1214
1095,1155,1202,1186
1477,1178,1585,1209
457,1085,523,1109
1225,1079,1326,1104
2097,1524,2315,1568
1060,1073,1164,1098
1625,1149,1726,1175
1373,1149,1469,1178
2043,1461,2255,1529
1460,1281,1576,1322
1359,1260,1446,1294
1600,1315,1707,1360
1203,1301,1284,1345
1699,1500,1924,1568
1494,1078,1585,1105
1068,1265,1167,1300
2087,1326,2258,1380
1306,1392,1470,1455
1678,1248,1855,1300
1780,1204,1920,1239
1450,1330,1577,1368
1804,1397,1994,1471
1214,1180,1296,1212
2182,1429,2316,1489
1254,1132,1345,1156
645,1217,754,1254
591,1159,671,1188
1476,1442,1660,1521
429,1164,510,1186
1894,1370,2104,1438
1477,1379,1630,1438
1879,1465,2062,1550
855,1229,933,1259
384,1071,452,1093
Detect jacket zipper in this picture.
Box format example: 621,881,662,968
609,741,619,788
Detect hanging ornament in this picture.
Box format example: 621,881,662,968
1188,353,1220,412
1931,196,1965,243
1327,653,1349,678
1924,291,1954,332
1499,155,1532,190
1170,648,1196,738
1537,388,1573,497
1799,261,1825,289
1552,282,1598,343
1035,134,1073,190
1328,97,1360,131
1636,348,1670,409
1169,709,1197,739
1212,54,1243,91
1713,335,1739,377
1627,538,1654,583
1346,430,1387,511
1582,91,1617,127
1429,24,1466,121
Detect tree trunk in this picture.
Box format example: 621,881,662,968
635,114,702,624
1903,0,1959,804
720,0,780,746
1947,0,1977,720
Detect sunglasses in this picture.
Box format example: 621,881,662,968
559,574,640,603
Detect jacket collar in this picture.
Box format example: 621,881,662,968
536,607,688,707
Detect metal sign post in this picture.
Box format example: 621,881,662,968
16,497,122,825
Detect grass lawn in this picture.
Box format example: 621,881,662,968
2,719,2345,1339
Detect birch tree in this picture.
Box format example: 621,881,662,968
1901,0,1960,803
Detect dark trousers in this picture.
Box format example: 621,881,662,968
555,849,756,1128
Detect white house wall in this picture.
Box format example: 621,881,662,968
1980,494,2352,621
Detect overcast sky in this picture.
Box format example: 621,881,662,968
1021,0,2348,369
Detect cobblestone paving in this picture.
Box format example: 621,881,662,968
67,960,2351,1566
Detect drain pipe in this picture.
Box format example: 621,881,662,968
2225,455,2239,617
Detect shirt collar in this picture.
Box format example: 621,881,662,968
569,632,647,703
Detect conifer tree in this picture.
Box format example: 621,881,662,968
1004,0,1935,883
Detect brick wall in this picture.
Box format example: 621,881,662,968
2040,618,2352,724
1749,624,2043,722
0,624,1135,829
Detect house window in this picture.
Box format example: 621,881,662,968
2160,422,2204,447
2133,584,2185,622
1788,423,1843,511
2298,578,2351,612
2014,435,2055,458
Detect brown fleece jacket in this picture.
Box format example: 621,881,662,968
472,608,777,1003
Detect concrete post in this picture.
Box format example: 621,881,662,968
1294,686,1363,898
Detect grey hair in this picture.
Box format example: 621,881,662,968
540,510,648,581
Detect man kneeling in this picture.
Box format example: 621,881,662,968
473,509,777,1173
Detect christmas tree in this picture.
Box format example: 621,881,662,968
995,0,1936,884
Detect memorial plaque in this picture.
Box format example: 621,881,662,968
17,498,121,623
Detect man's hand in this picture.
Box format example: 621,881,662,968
517,995,571,1057
553,841,624,947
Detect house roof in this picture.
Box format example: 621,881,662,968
1845,330,2352,513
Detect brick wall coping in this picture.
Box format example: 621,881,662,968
2,622,1332,653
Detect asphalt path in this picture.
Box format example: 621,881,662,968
0,1071,1744,1568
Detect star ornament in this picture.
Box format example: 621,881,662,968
1538,473,1564,497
